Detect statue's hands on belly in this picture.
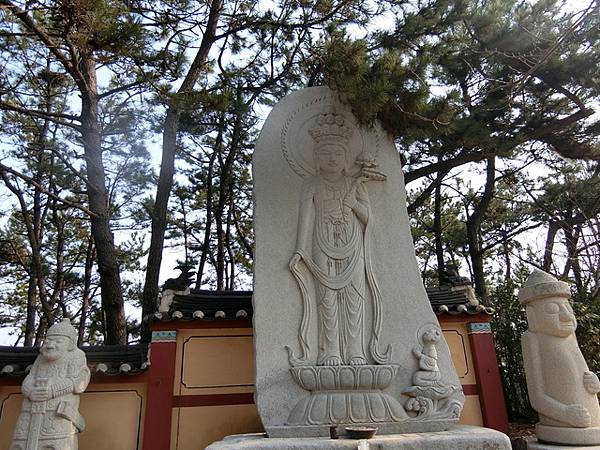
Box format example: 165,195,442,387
565,404,592,428
584,371,600,395
29,385,51,402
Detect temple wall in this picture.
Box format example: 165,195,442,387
441,323,483,426
0,314,504,449
171,327,262,450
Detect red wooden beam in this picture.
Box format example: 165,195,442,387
467,322,509,433
142,330,177,450
151,318,252,331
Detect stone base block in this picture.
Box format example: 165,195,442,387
527,437,600,449
206,425,510,449
536,424,600,446
266,418,457,438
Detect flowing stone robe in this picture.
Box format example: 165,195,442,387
293,175,371,366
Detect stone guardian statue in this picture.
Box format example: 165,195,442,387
520,269,600,446
10,319,90,450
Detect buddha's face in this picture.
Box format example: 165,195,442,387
40,335,70,362
315,144,346,176
530,298,577,337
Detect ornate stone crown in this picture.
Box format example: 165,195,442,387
46,318,78,343
308,112,353,145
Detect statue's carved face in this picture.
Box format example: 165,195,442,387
532,298,577,337
40,335,70,362
422,328,441,344
315,144,346,176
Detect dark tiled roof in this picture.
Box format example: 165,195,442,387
152,289,253,322
2,286,492,377
426,286,494,315
426,287,472,305
150,286,493,322
0,344,148,377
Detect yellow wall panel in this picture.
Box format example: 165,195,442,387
0,384,144,450
79,389,144,450
175,404,262,450
0,389,21,449
459,395,484,426
181,335,254,390
174,328,254,395
442,323,477,385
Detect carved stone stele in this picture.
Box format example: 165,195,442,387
253,86,464,438
10,319,90,450
520,269,600,446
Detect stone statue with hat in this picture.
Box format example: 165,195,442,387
10,318,90,450
520,269,600,448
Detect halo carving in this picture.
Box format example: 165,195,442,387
280,92,381,178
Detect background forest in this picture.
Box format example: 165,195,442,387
0,0,598,421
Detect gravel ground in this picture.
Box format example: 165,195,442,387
508,422,535,450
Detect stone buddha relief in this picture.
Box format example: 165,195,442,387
286,111,390,368
282,109,406,426
253,87,464,437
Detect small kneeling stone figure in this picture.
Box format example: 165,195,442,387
10,319,90,450
520,269,600,446
412,327,441,386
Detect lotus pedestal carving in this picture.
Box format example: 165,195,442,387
288,365,407,425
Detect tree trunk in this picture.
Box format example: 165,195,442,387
51,204,67,316
542,221,560,272
466,220,487,300
142,108,179,328
79,54,126,345
563,225,583,292
196,139,220,289
215,99,243,290
502,238,511,283
465,157,496,301
141,0,223,338
24,273,37,346
226,184,235,290
34,318,47,347
434,178,445,283
0,170,53,325
78,236,95,345
179,195,190,262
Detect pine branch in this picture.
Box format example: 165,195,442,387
0,162,96,217
0,101,81,130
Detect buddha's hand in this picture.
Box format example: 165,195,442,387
584,371,600,394
343,180,363,211
565,404,591,427
289,253,301,271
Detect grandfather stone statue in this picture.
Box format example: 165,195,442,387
520,269,600,447
10,319,90,450
253,86,464,438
